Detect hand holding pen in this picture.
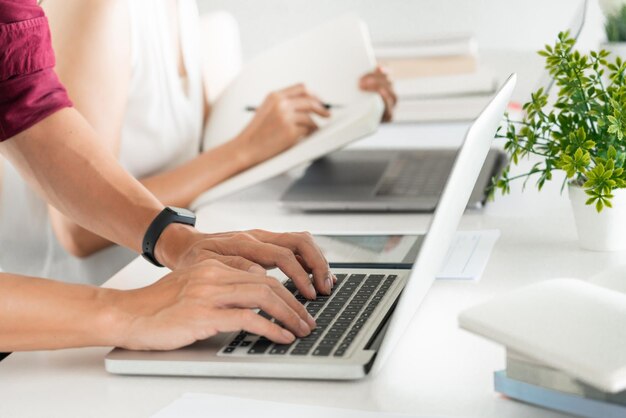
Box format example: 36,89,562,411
232,83,331,168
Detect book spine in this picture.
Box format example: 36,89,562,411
494,371,626,418
505,351,626,405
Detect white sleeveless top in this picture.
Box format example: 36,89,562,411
0,0,204,284
121,0,204,178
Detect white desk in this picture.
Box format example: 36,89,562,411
3,120,623,418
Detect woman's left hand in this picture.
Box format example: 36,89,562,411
359,66,397,122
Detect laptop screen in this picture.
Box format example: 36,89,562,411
314,234,422,267
372,74,517,373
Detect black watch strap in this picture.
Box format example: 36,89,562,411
142,206,196,267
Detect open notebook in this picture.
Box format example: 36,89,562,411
191,15,383,209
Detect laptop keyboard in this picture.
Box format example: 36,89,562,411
220,273,398,358
375,154,455,197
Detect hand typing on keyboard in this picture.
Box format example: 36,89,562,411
221,273,398,357
164,229,337,299
109,260,317,350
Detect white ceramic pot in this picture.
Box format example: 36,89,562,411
602,42,626,60
569,184,626,251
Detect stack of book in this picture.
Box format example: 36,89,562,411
496,350,626,418
458,277,626,418
374,35,498,122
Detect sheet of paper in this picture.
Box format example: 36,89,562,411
152,393,430,418
437,230,500,281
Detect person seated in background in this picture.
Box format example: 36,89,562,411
0,0,334,353
0,0,397,285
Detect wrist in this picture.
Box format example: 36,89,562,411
142,207,197,268
153,223,198,269
93,288,132,347
231,131,259,169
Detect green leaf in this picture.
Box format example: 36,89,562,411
491,32,626,207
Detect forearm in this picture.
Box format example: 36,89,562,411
48,206,114,257
0,109,164,253
0,273,124,351
44,136,253,257
140,136,252,207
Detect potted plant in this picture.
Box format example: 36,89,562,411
494,31,626,251
601,0,626,58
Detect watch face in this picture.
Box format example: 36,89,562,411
169,206,196,220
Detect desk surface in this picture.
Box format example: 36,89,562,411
3,120,623,418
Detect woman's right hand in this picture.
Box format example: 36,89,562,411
108,260,316,351
234,84,331,167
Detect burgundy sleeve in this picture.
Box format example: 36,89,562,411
0,0,72,141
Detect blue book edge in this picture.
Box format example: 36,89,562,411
494,370,626,418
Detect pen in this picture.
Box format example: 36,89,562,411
245,102,340,112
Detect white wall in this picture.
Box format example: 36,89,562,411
197,0,606,61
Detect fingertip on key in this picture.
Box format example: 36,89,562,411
325,277,333,295
306,314,317,329
298,319,311,336
281,329,296,343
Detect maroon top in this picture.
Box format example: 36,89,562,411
0,0,72,141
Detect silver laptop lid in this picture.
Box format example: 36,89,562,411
372,74,517,373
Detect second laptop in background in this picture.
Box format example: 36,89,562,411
280,147,506,212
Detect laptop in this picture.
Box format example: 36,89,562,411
279,1,586,213
105,74,516,379
280,147,506,212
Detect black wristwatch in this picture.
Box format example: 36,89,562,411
142,206,197,267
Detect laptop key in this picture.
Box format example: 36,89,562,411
248,338,272,354
296,336,316,344
284,281,297,293
294,339,315,348
223,347,236,354
307,302,325,311
334,274,347,286
323,307,340,315
312,346,333,356
317,317,333,326
291,347,312,355
269,345,291,355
